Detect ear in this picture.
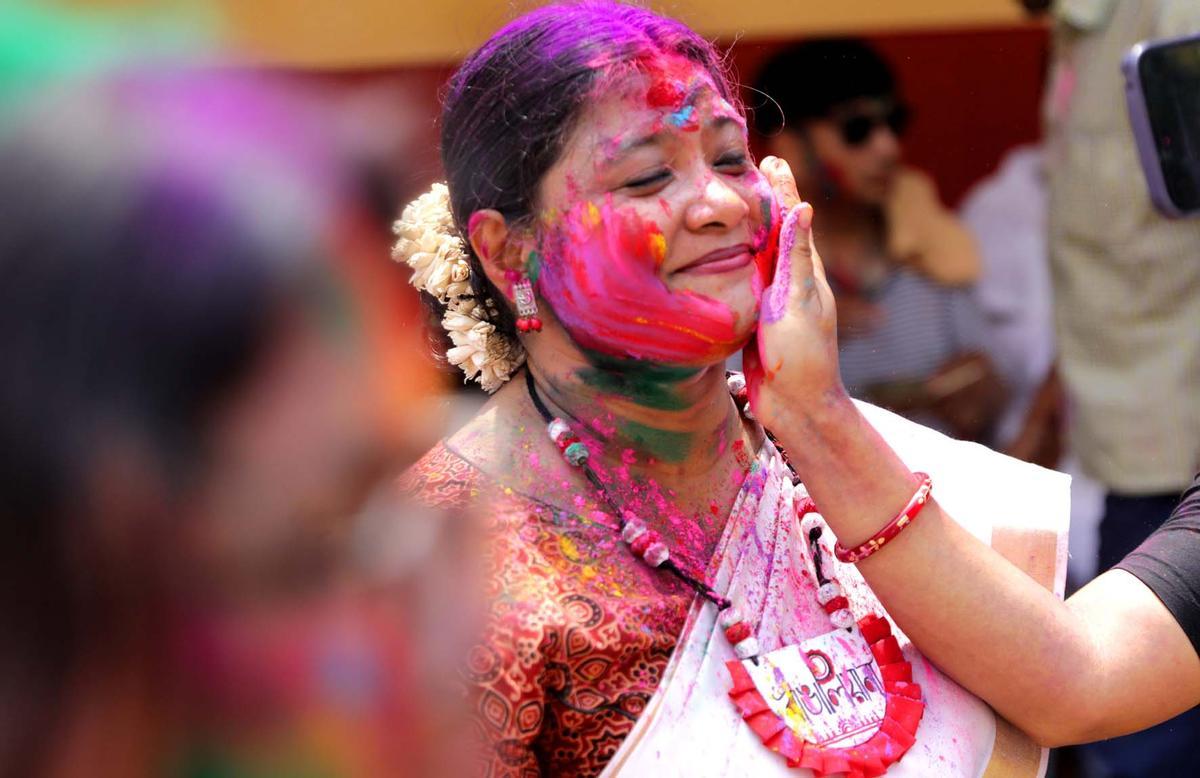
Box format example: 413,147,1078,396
467,209,535,299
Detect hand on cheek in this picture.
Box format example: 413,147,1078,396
743,158,845,425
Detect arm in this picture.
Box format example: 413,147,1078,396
779,397,1198,745
748,157,1200,746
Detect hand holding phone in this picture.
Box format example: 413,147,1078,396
1123,32,1200,218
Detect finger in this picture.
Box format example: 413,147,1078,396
799,206,833,294
807,223,830,289
742,337,764,406
760,156,801,210
783,201,817,293
761,202,813,324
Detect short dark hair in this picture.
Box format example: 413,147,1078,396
437,0,736,341
750,38,897,136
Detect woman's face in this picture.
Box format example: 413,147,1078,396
532,56,779,367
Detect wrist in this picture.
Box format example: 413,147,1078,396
759,384,857,444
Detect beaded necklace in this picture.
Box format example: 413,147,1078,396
525,368,926,775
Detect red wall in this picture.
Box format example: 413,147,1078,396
732,25,1050,207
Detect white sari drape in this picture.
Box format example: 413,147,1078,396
601,402,1069,778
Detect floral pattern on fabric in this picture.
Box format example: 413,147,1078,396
403,443,695,777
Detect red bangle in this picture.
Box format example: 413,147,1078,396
834,472,933,563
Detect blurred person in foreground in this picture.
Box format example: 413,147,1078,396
752,39,1006,443
0,69,465,777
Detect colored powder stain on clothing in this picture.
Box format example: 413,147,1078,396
742,467,767,498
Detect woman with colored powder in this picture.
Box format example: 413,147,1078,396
396,3,1067,775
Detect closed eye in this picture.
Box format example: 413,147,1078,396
622,168,672,192
715,152,749,172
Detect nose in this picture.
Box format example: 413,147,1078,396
684,174,749,232
867,125,901,163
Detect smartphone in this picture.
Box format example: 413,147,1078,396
1123,32,1200,218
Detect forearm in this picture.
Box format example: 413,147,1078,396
774,395,1099,744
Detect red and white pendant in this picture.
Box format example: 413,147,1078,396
726,615,924,776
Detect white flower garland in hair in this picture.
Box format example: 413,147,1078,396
391,183,524,392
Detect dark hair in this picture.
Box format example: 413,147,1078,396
437,0,735,340
0,71,335,775
750,38,897,135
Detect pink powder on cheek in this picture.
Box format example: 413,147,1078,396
537,198,744,364
750,186,782,308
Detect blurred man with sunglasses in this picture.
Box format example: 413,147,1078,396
752,39,1005,444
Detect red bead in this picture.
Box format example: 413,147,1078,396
530,317,542,331
556,434,579,451
822,596,849,615
517,318,530,332
629,529,659,556
724,622,752,645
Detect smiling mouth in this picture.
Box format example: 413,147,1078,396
674,244,754,276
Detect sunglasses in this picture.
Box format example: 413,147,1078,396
836,102,910,147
